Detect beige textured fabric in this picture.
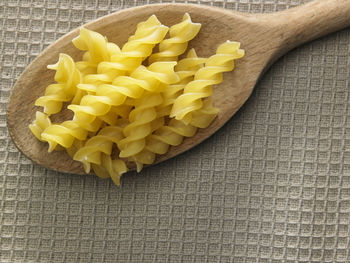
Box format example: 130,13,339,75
1,0,350,262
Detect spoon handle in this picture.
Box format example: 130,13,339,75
270,0,350,55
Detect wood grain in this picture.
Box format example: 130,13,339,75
6,0,350,175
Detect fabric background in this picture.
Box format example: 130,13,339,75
1,0,350,262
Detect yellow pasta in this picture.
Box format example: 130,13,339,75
130,48,205,169
132,119,198,171
98,105,132,126
190,98,219,128
102,15,169,75
75,52,98,76
73,126,124,173
117,92,164,159
74,40,121,105
38,60,179,152
73,28,123,85
158,48,206,116
73,27,111,64
73,32,124,104
74,15,168,86
34,54,82,114
149,13,201,63
66,139,85,158
40,117,103,152
114,60,183,162
92,154,127,186
40,121,88,152
67,61,179,125
29,111,52,141
29,13,245,186
34,84,71,115
170,41,245,122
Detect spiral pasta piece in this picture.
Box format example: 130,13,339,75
149,13,201,63
190,98,219,128
73,52,101,104
40,121,89,152
118,92,164,158
158,48,206,117
75,41,120,77
73,27,112,64
177,51,219,128
29,111,52,141
75,52,97,76
40,117,102,153
98,105,132,126
131,49,205,169
102,15,169,75
73,126,125,174
34,84,71,115
171,41,245,122
35,54,82,114
135,119,197,169
92,154,127,186
151,119,197,153
66,139,85,159
67,61,179,125
73,28,125,84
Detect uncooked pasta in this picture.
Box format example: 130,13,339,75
29,13,245,185
34,54,82,114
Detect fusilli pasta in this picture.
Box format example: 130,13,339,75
67,61,179,125
92,154,127,186
130,48,205,170
170,41,244,122
118,92,164,159
29,111,52,141
158,48,206,116
35,54,82,114
105,15,169,74
29,13,245,186
40,116,104,152
41,121,89,152
73,126,124,173
73,27,111,64
149,13,201,63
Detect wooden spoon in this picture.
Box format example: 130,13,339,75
6,0,350,175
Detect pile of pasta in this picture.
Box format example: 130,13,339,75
29,13,245,185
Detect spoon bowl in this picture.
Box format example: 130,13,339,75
6,0,350,174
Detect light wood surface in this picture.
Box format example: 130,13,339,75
6,0,350,175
